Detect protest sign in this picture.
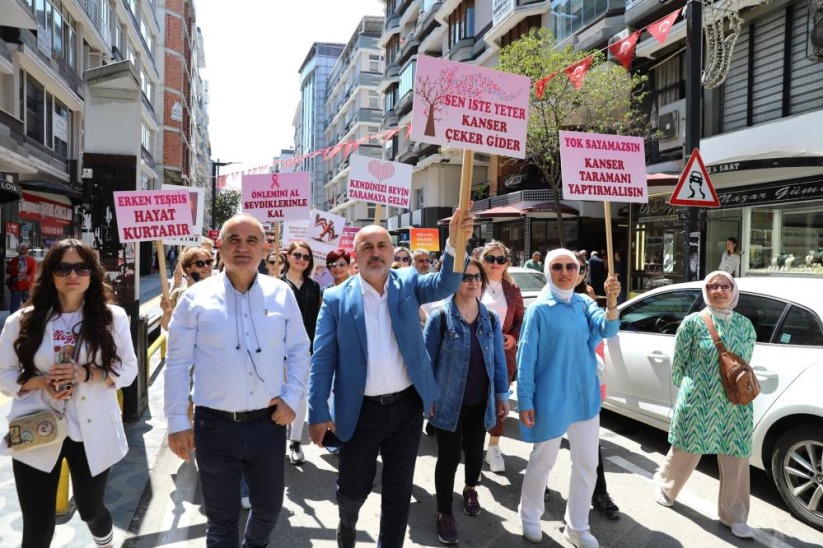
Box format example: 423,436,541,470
306,209,346,263
113,190,193,243
282,220,308,248
340,227,360,253
411,55,530,159
163,183,205,245
347,155,412,208
241,172,311,222
558,130,648,204
410,228,440,252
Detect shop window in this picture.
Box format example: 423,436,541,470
748,209,776,271
778,306,823,347
780,207,823,274
619,290,701,335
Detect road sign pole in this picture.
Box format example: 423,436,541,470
685,0,704,281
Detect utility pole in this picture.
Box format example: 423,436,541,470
210,159,234,230
684,0,704,281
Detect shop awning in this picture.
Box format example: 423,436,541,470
0,179,22,203
705,150,823,186
646,172,679,186
475,205,524,218
522,202,579,216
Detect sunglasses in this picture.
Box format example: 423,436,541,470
483,255,508,265
266,239,276,244
267,260,281,266
551,263,584,273
706,283,733,292
189,259,213,268
54,262,92,277
461,273,482,283
327,261,348,269
291,252,311,261
394,256,411,263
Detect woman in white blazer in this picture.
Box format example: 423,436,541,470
0,239,138,548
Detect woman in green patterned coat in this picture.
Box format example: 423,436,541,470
653,270,757,539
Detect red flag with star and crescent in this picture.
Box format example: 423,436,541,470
648,11,680,44
564,56,593,90
609,31,641,70
535,72,558,99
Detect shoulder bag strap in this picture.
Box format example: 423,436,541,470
700,309,726,353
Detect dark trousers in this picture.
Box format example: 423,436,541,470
9,290,29,314
434,403,486,515
336,391,423,548
594,445,607,497
13,438,113,548
194,407,286,548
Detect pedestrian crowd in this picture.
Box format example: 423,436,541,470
0,218,759,548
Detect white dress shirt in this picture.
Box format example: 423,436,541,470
362,277,413,396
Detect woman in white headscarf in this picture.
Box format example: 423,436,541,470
653,270,757,539
517,249,621,547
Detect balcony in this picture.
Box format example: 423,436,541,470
2,0,36,29
396,32,420,66
378,13,401,48
485,1,549,48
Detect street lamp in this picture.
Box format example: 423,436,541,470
211,159,236,230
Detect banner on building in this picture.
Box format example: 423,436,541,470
410,228,440,252
113,190,194,243
347,155,412,208
163,184,205,245
558,130,648,203
411,55,530,158
241,172,310,222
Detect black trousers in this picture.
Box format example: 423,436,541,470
336,391,423,548
434,403,486,515
13,438,113,548
594,445,607,497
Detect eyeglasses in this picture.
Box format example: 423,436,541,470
267,260,281,266
394,255,411,263
484,255,508,265
291,252,311,261
190,259,213,268
706,283,733,292
461,273,482,283
551,263,584,273
327,261,348,269
266,239,276,244
54,262,92,277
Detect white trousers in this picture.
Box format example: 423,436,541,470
519,415,600,533
288,396,308,442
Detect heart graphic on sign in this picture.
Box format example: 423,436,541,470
368,160,395,183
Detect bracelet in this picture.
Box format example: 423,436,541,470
82,364,91,383
97,368,108,384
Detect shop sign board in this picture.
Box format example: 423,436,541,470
241,172,310,222
669,149,720,207
113,190,194,243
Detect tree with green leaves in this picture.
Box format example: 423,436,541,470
210,188,242,230
497,28,649,247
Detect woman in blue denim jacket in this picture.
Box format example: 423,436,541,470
423,259,510,545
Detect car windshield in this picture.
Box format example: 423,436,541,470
510,269,546,291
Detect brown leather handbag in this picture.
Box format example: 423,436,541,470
701,310,760,405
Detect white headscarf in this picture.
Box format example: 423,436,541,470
702,270,739,321
543,248,578,303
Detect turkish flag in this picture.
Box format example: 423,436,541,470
647,10,679,44
564,56,593,90
609,31,641,70
535,72,557,99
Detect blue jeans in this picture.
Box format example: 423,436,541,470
194,407,286,548
10,290,29,314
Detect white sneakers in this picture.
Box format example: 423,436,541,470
720,519,755,539
485,445,505,473
521,521,542,544
289,441,305,465
653,481,674,507
563,527,599,548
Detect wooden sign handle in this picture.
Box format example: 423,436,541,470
603,202,614,303
154,240,170,302
374,203,382,225
452,149,474,273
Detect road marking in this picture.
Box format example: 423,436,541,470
607,455,797,548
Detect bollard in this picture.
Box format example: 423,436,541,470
55,458,75,516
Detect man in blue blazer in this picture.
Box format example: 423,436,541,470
309,210,473,548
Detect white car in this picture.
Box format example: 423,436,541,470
602,278,823,530
508,266,546,307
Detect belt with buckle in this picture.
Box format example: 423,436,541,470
363,385,416,405
200,405,276,422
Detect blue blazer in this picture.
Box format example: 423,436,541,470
309,251,464,442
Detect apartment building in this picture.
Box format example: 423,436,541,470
323,15,385,227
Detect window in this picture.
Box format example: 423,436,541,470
500,15,541,49
619,290,701,335
25,75,45,143
551,0,611,44
52,7,63,59
141,122,153,151
399,61,416,98
415,188,424,209
386,35,400,65
368,91,379,110
448,0,475,50
140,69,153,102
53,99,69,157
730,294,786,343
369,54,380,73
127,0,137,15
101,1,112,48
778,306,823,346
384,87,397,112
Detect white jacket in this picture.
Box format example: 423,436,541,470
0,305,138,476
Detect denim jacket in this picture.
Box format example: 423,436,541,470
423,296,509,432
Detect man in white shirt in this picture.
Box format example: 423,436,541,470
165,213,311,547
309,211,473,548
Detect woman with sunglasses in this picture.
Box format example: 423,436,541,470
160,247,214,331
265,250,283,277
393,246,413,267
423,259,509,545
281,240,322,466
323,248,351,290
653,271,756,539
517,249,620,547
0,239,138,548
479,240,524,474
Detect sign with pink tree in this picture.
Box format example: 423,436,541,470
411,55,530,159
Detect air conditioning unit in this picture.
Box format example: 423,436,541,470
657,99,686,152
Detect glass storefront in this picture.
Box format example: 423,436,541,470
745,202,823,276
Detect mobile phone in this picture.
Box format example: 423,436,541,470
322,430,344,453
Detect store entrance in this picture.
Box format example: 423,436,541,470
707,218,741,275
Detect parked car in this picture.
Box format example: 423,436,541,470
508,266,546,307
601,278,823,529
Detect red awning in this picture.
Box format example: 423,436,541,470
646,172,679,186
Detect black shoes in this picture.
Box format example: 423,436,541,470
592,493,620,520
437,513,459,545
462,488,481,516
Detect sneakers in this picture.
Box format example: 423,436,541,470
521,521,542,544
720,519,755,539
485,445,505,473
653,480,673,507
462,488,481,516
591,493,620,520
436,513,459,545
240,496,251,510
562,527,599,548
289,441,305,465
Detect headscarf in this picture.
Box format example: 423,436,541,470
543,248,578,303
702,270,739,321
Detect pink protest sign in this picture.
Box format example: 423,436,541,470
411,55,530,159
241,172,311,222
559,130,648,203
347,155,412,208
339,227,360,253
113,190,194,243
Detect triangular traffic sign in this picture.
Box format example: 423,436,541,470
669,148,720,207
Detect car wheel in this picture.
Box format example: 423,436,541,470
771,425,823,530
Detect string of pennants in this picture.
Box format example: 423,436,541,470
217,124,414,189
535,8,681,98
